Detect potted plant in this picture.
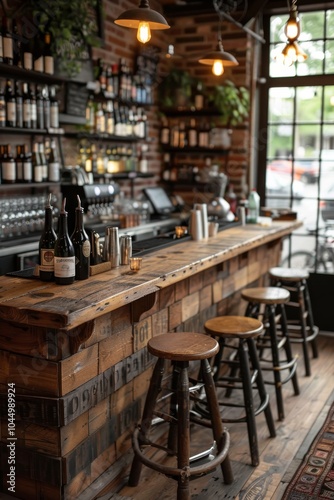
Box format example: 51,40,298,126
158,68,196,109
208,80,250,127
12,0,103,78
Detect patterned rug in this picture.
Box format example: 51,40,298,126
283,402,334,499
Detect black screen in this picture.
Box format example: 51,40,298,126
143,187,174,215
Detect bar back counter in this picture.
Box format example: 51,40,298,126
0,220,301,499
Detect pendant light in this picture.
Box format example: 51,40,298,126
114,0,170,44
198,0,238,76
280,0,307,66
198,38,238,76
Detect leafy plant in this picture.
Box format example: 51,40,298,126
158,68,196,108
208,81,250,127
13,0,102,77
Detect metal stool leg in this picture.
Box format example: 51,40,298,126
176,362,190,500
279,303,300,396
303,279,319,359
267,304,285,421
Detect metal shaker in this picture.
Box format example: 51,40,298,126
103,226,120,267
120,235,132,265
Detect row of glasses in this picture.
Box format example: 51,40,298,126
0,194,59,241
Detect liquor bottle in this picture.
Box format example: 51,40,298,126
22,82,31,128
29,83,37,128
12,19,22,68
15,81,23,128
5,79,16,127
1,144,16,183
247,188,260,223
43,32,54,75
194,81,204,110
70,195,90,280
43,85,51,129
0,84,5,127
54,197,75,285
39,193,57,281
160,116,170,145
187,118,198,148
33,32,44,72
16,144,24,182
50,86,59,129
32,141,43,182
39,142,48,181
22,144,32,182
36,84,44,129
2,15,13,65
48,138,60,182
85,94,95,131
22,37,33,70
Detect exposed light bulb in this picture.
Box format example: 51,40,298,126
137,21,151,43
285,14,300,41
212,60,224,76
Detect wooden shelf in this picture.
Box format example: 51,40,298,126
161,146,229,155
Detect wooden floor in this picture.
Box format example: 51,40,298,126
104,332,334,500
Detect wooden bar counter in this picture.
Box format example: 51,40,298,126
0,220,301,499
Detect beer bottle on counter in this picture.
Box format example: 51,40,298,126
54,197,75,285
39,193,57,281
71,195,90,280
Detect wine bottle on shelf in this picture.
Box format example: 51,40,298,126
1,144,16,184
36,84,44,129
39,193,57,282
12,19,22,68
0,84,5,127
22,144,32,182
48,138,60,182
71,195,90,280
5,79,16,127
16,144,24,182
160,116,170,145
29,83,37,128
39,142,48,181
54,197,75,285
2,15,13,65
187,118,198,147
33,32,44,72
43,32,54,75
22,37,33,70
15,81,23,128
32,141,43,182
43,85,51,129
50,86,59,129
22,82,31,128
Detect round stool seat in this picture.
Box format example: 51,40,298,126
269,267,309,282
241,287,290,305
148,332,219,361
205,315,263,339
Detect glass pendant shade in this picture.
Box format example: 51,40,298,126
114,0,170,44
284,7,300,41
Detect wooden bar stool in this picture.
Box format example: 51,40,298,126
241,287,300,421
269,267,319,377
203,316,276,467
128,332,233,500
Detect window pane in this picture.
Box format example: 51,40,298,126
296,87,322,122
326,10,334,38
297,40,324,76
325,40,334,73
323,88,334,120
267,124,293,158
268,87,294,123
270,15,286,43
301,11,325,40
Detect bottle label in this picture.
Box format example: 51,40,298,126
7,102,16,123
3,37,13,60
44,56,54,75
23,102,31,124
2,161,16,180
50,106,59,128
48,161,60,182
40,249,55,271
31,103,37,122
0,99,5,124
23,160,32,181
24,52,33,70
34,56,44,72
54,256,75,278
16,160,23,181
82,240,91,258
34,165,43,182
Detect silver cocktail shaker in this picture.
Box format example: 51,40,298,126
120,235,132,265
103,226,120,267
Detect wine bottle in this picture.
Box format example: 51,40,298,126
39,193,57,281
0,83,5,127
29,83,37,128
15,81,23,128
5,79,16,127
22,37,33,71
2,15,13,65
43,85,50,130
22,82,31,128
39,142,48,181
43,32,54,75
1,144,16,184
33,32,44,72
16,144,24,182
12,19,22,68
48,138,60,182
36,84,44,129
50,86,59,129
32,141,42,182
71,195,90,280
54,197,75,285
22,144,32,182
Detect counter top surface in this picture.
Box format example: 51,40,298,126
0,220,301,330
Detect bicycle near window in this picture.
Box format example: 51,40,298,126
281,223,334,273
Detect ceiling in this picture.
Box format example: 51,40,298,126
159,0,334,24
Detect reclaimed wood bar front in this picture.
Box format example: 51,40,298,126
0,221,301,499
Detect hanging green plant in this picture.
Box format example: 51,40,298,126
158,68,196,109
14,0,103,77
208,80,250,127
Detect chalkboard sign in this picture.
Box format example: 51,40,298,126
66,83,89,118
